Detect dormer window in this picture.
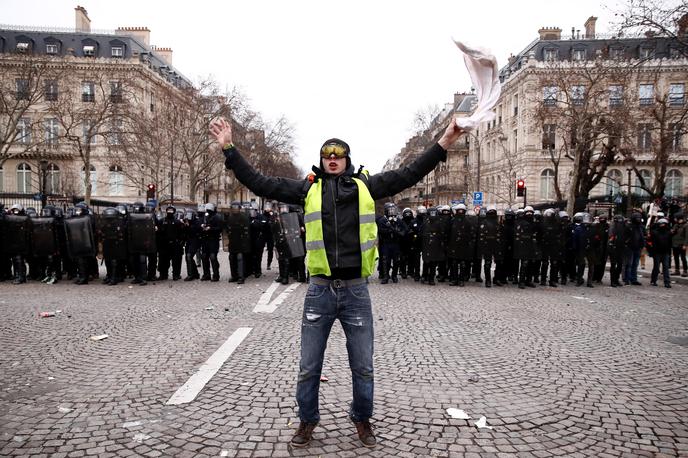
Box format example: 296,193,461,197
16,42,29,53
83,45,95,57
544,48,558,61
46,44,58,55
111,46,123,58
609,47,624,60
639,47,654,59
572,49,586,61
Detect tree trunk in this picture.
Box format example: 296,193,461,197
566,151,581,216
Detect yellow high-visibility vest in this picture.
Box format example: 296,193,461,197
303,174,378,278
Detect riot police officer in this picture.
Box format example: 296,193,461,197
158,206,185,280
249,207,269,278
540,209,564,287
6,204,30,284
65,203,97,285
478,205,502,287
592,214,610,283
183,209,202,281
33,205,61,284
128,202,156,285
98,206,128,285
514,206,538,289
447,204,475,287
421,206,446,285
200,203,222,281
224,201,251,284
495,208,516,285
608,214,628,287
377,202,407,284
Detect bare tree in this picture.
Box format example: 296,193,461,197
412,104,442,137
0,54,61,167
621,75,688,198
613,0,688,55
47,68,140,204
532,59,634,214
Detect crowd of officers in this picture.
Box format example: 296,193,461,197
0,201,306,286
2,200,686,290
376,203,687,289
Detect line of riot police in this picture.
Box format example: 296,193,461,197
1,200,307,286
377,202,678,289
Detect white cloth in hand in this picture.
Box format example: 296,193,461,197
452,40,501,132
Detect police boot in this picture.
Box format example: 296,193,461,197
484,264,492,288
12,256,26,284
518,261,528,289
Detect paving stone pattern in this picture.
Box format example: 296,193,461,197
1,257,687,457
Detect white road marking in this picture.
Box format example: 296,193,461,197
254,283,300,313
165,327,252,405
252,283,280,312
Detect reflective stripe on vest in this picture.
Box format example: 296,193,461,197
304,174,378,278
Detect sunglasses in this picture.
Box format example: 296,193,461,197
320,143,348,159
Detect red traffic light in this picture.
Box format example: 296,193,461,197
146,183,156,199
516,179,525,197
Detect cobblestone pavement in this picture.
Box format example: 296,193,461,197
1,257,687,457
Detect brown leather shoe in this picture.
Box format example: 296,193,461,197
290,422,317,447
354,420,376,448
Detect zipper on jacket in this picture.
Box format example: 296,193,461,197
331,180,339,267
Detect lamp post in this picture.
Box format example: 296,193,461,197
170,139,174,205
626,167,633,216
39,159,48,209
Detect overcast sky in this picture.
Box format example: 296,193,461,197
3,0,619,174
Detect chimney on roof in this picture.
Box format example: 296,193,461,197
75,6,91,33
116,26,151,46
538,27,562,40
152,46,173,65
678,13,688,37
584,16,598,39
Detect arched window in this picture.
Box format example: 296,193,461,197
46,163,60,194
109,165,123,195
16,162,32,193
666,169,683,197
81,164,97,195
634,169,652,197
540,169,555,200
606,169,623,196
0,165,3,191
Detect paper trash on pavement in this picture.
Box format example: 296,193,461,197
446,408,471,420
474,416,494,429
90,334,109,341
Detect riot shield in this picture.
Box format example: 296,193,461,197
99,215,128,259
224,212,251,253
3,214,30,255
64,216,96,258
128,213,156,254
422,216,446,262
31,217,57,257
281,212,306,258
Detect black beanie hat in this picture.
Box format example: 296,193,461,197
320,138,351,169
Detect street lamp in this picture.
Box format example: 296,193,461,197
39,159,48,209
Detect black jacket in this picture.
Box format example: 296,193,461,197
224,143,446,278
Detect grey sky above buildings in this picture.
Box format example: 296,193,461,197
3,0,615,174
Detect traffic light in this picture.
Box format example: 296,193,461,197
146,183,156,199
516,179,525,197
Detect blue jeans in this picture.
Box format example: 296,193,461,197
296,279,374,424
624,249,641,283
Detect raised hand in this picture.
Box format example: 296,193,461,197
209,117,233,147
438,116,465,150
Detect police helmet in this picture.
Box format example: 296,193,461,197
102,207,118,217
10,203,24,214
402,207,413,218
416,205,427,214
205,203,216,213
